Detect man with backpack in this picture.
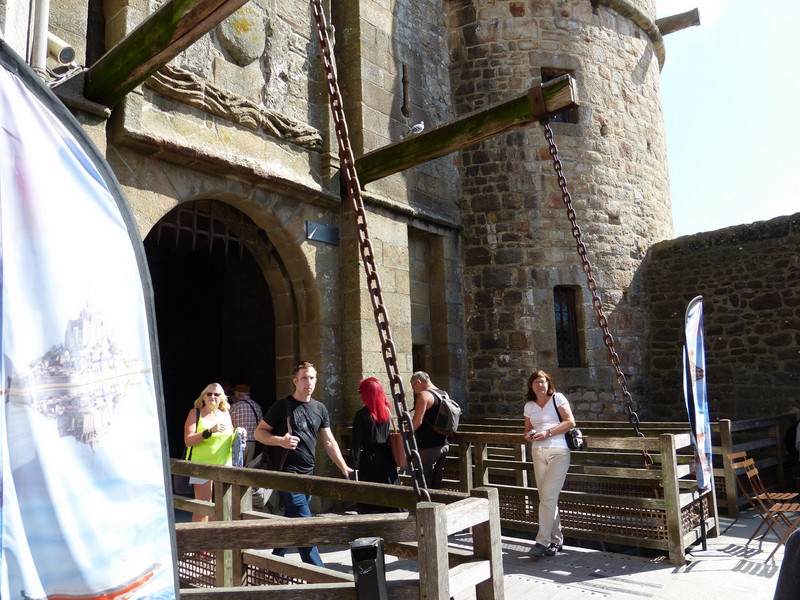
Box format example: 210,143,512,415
410,371,458,489
229,384,263,466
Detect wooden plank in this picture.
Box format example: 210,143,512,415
471,488,504,600
180,581,419,600
443,497,490,535
491,483,668,510
559,527,670,552
719,419,739,518
729,414,797,432
171,459,465,508
242,550,353,583
354,74,578,184
381,541,476,567
660,434,685,565
460,441,474,492
731,438,779,452
450,432,664,451
176,512,418,552
174,495,214,517
579,465,664,479
475,442,489,486
215,482,234,587
84,0,248,107
416,502,450,600
448,560,491,597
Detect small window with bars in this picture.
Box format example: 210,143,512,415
554,286,582,367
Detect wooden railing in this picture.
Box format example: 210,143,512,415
445,429,715,565
334,422,714,565
716,415,797,517
441,414,797,519
170,461,504,598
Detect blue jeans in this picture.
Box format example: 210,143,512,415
272,491,325,567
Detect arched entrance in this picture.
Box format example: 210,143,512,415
144,200,283,459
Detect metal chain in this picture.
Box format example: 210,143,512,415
310,0,430,501
541,122,654,470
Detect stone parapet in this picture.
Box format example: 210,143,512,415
645,213,800,421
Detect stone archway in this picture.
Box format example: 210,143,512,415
144,199,295,459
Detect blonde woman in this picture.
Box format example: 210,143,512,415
183,382,233,523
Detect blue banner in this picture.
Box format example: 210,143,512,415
1,49,177,598
683,296,713,491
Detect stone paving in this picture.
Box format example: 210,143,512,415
314,509,787,599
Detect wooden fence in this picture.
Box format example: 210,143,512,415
334,414,795,564
443,428,714,565
715,415,797,517
170,461,504,598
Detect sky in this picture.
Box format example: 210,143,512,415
658,1,800,237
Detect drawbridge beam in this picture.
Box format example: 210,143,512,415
355,74,579,185
84,0,248,107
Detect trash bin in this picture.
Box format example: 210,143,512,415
350,537,388,600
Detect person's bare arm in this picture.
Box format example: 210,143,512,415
254,419,298,449
412,391,433,431
319,427,354,478
524,415,535,442
550,402,577,437
183,410,203,447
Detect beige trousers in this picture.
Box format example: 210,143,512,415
531,446,571,546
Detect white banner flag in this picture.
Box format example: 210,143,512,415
1,48,177,598
683,296,713,491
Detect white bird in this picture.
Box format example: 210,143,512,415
406,121,425,136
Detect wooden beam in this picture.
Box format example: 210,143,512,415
84,0,248,107
176,512,418,551
354,74,579,185
656,8,701,36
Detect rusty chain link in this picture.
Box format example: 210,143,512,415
541,122,654,471
310,0,430,501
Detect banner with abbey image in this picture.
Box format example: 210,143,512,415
683,295,713,491
0,45,177,598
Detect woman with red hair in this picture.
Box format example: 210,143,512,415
351,377,400,513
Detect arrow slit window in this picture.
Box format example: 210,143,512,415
554,285,583,368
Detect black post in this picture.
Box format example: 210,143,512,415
350,537,388,600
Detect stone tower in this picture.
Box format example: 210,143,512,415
446,0,673,419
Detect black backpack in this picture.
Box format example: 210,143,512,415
428,389,461,437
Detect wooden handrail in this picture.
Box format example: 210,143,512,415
173,480,504,598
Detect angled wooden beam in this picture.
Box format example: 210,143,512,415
656,8,701,36
84,0,248,107
354,74,578,185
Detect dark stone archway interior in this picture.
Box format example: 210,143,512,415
144,216,276,459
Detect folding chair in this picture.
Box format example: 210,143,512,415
728,453,800,561
727,452,797,543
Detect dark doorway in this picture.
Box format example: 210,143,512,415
144,201,277,459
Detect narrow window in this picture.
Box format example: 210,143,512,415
554,286,581,367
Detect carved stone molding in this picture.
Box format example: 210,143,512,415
145,64,323,150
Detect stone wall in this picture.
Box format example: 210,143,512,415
644,213,800,421
446,0,672,419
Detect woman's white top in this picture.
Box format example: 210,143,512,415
523,392,570,449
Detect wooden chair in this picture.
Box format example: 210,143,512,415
728,453,800,561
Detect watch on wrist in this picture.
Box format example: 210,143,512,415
202,429,212,439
